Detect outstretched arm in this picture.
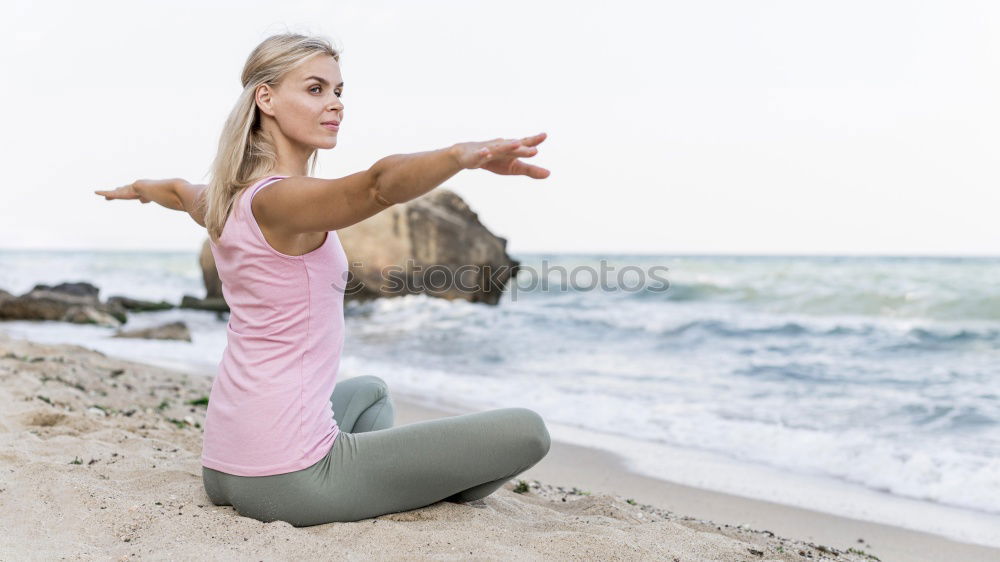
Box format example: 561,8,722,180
254,132,550,235
94,178,206,227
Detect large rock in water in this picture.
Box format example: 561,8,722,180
196,189,520,305
339,189,520,304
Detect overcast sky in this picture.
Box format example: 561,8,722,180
4,0,999,256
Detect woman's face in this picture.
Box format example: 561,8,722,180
259,53,344,151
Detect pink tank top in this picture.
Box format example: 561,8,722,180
201,175,348,476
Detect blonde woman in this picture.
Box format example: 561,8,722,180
95,33,551,526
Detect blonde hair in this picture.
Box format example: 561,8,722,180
203,33,341,242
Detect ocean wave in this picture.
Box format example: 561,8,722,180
656,319,868,338
624,282,1000,322
655,414,1000,516
878,326,1000,353
342,353,1000,517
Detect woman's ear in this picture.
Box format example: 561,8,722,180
255,84,276,117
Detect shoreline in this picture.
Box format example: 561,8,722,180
393,390,1000,562
1,330,998,561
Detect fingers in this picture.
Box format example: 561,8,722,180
519,132,547,147
486,132,545,155
93,187,138,200
511,159,550,179
525,164,550,179
497,140,538,157
496,139,521,152
502,133,545,155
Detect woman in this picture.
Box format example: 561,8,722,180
94,33,551,526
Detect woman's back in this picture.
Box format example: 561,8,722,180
202,175,351,477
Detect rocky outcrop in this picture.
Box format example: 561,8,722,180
196,188,520,306
179,295,229,312
0,282,127,327
113,320,191,342
0,281,220,327
107,296,174,312
337,189,520,304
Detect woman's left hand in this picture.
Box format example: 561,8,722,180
453,133,550,179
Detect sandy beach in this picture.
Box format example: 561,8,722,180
1,329,997,561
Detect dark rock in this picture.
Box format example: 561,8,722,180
107,296,175,312
196,189,519,305
61,306,123,327
338,189,521,304
32,281,101,300
113,320,191,342
0,282,126,326
179,295,229,312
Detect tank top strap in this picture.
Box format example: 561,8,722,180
241,175,289,220
245,175,289,208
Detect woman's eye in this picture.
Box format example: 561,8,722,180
310,86,341,98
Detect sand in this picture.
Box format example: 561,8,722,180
0,329,996,561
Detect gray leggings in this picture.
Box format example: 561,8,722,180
202,375,551,526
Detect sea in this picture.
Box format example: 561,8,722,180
1,249,998,547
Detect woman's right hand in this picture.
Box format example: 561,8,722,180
452,132,550,179
94,181,152,203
